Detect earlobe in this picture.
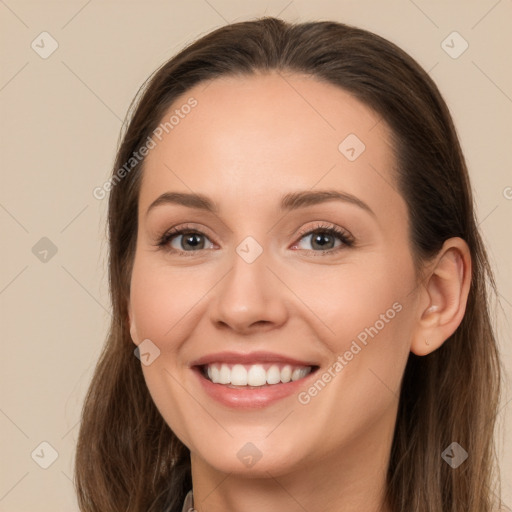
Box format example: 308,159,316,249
410,237,472,356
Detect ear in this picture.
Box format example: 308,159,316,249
410,237,472,356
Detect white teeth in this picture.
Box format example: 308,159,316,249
204,363,313,386
219,364,230,384
280,365,292,383
266,365,281,385
230,364,247,385
247,365,267,386
209,365,220,383
291,367,310,381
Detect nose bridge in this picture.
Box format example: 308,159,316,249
210,238,288,331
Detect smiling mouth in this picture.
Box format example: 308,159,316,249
198,363,320,388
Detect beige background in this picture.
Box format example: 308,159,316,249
0,0,510,510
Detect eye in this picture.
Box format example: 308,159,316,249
291,223,354,253
157,225,215,253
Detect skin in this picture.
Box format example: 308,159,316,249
128,72,471,512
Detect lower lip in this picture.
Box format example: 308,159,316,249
192,367,318,409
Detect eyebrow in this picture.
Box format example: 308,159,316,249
145,190,375,218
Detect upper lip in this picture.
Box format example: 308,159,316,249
190,351,318,367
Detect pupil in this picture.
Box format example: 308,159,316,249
183,233,203,250
313,233,333,249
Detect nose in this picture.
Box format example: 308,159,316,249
209,250,289,334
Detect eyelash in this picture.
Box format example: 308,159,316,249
155,222,355,257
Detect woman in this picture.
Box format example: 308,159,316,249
75,17,504,512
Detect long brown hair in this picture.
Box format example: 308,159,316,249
75,17,503,511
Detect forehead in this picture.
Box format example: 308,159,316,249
139,72,403,222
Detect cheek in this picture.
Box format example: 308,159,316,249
291,252,416,423
129,258,207,445
129,257,212,345
290,253,416,355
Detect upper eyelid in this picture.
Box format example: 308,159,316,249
295,223,352,238
164,223,346,238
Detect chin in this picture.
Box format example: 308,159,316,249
188,433,311,477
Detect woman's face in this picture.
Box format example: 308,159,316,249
128,72,422,477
